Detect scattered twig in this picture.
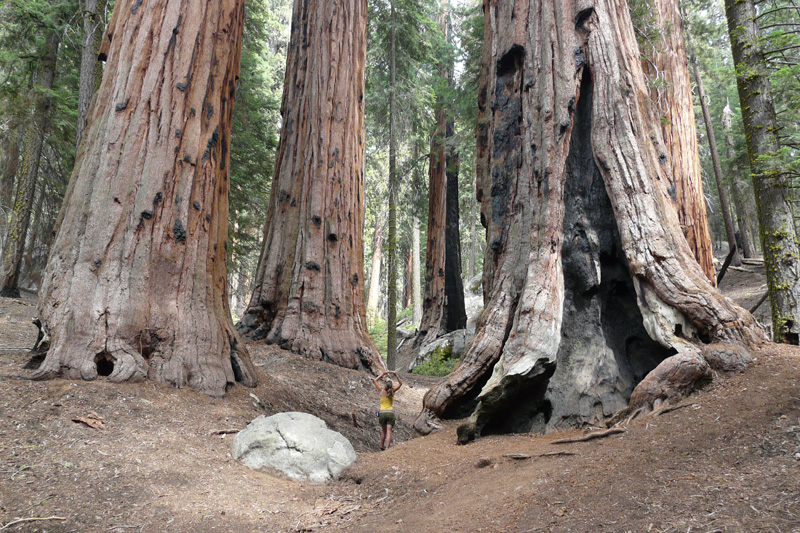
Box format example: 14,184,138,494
651,402,694,417
550,427,626,444
538,451,578,457
749,291,769,314
351,412,359,428
502,453,531,460
0,516,67,530
107,526,142,531
209,429,239,436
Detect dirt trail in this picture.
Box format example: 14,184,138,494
1,268,799,532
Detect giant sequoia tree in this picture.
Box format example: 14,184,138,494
33,0,257,396
414,0,767,437
239,0,384,373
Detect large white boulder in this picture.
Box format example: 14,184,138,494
231,412,356,483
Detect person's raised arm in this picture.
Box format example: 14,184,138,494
390,371,402,391
373,371,388,390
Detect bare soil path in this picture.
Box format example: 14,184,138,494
1,268,799,532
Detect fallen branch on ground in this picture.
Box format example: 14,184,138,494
651,402,694,417
209,429,239,436
539,451,578,457
0,516,67,530
550,427,626,444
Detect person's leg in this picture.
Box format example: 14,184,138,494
385,424,393,448
380,424,387,449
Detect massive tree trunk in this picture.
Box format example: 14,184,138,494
1,30,59,298
414,0,767,438
415,0,466,346
692,58,740,267
33,0,257,396
386,0,399,370
366,208,387,328
725,0,800,343
239,0,383,373
76,0,106,150
643,0,716,284
722,101,757,258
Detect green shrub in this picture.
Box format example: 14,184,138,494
413,349,458,377
369,317,388,360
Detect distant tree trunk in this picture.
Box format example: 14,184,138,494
415,0,466,345
692,58,740,267
76,0,106,149
386,0,398,370
240,0,383,372
0,128,20,210
725,0,800,343
644,0,716,283
415,0,766,437
412,213,422,325
33,0,257,396
722,101,757,258
1,30,59,298
403,246,412,309
366,209,387,327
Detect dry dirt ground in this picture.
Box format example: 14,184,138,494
1,265,799,532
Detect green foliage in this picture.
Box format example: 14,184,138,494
412,346,458,376
369,316,389,359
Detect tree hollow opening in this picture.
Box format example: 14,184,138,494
94,353,115,377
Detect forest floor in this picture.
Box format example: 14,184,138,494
1,262,799,532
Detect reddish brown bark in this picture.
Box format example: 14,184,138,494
34,0,256,396
642,0,716,284
415,0,766,437
240,0,383,373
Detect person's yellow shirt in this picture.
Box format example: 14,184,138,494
380,396,394,411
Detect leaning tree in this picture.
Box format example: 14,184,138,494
414,0,768,438
238,0,384,373
32,0,257,396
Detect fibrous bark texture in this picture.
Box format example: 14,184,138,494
239,0,383,373
724,0,800,343
76,0,106,150
34,0,257,396
414,0,767,437
643,0,716,283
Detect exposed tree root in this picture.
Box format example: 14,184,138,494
550,427,626,445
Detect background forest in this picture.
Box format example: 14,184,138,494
0,0,798,355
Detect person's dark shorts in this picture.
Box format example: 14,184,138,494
379,410,395,426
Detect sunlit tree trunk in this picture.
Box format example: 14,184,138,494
240,0,383,372
412,213,422,325
725,0,800,343
366,209,387,328
415,0,766,437
643,0,715,283
1,30,59,298
34,0,257,396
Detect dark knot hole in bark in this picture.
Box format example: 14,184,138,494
94,353,115,377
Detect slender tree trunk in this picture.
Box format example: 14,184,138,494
412,213,422,325
76,0,106,150
722,101,757,258
403,246,412,309
240,0,383,372
1,30,59,298
644,0,716,283
725,0,800,343
366,208,387,327
34,0,257,396
692,58,740,267
386,0,398,370
415,0,766,437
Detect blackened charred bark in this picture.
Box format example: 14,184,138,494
415,0,767,438
444,120,467,332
